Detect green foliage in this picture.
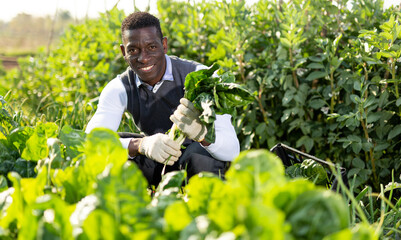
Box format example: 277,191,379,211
323,223,379,240
0,96,36,179
285,159,329,186
180,64,254,142
158,0,401,195
1,8,127,130
285,189,350,240
0,0,400,238
1,135,375,239
2,0,398,194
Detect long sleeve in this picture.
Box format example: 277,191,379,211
85,76,131,147
202,114,240,161
85,63,241,161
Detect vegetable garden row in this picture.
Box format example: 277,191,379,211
0,0,400,239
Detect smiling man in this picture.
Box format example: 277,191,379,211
85,12,239,187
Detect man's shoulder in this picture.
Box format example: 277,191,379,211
103,74,126,92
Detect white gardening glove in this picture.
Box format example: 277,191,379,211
170,98,207,142
138,133,182,165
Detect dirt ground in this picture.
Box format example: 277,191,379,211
0,56,18,70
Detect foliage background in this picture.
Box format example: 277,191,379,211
3,0,401,191
1,0,401,197
0,0,401,238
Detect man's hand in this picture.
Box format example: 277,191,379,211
138,133,182,165
170,98,207,142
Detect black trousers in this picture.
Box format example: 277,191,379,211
119,133,229,187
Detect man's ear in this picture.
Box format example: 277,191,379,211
120,44,126,57
162,37,168,54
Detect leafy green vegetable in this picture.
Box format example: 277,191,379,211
285,189,350,240
21,122,58,161
285,159,329,186
322,223,379,240
169,64,254,145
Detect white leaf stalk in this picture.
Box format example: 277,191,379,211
161,123,186,175
168,123,186,146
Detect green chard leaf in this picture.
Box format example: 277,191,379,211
184,64,219,102
178,64,253,144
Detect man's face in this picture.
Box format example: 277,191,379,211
121,26,167,86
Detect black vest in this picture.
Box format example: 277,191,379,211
120,56,199,136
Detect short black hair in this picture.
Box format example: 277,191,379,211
121,12,163,39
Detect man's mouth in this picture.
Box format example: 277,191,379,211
139,65,154,72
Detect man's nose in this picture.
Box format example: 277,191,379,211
138,50,150,63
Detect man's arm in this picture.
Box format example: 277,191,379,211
85,77,127,144
202,114,240,161
128,138,142,157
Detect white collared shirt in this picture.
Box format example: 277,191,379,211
85,55,240,161
134,54,175,92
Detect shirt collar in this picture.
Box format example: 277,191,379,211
135,54,173,90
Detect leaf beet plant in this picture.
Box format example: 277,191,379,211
1,0,401,239
168,64,255,145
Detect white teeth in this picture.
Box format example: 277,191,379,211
141,65,153,71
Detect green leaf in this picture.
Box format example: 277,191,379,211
164,201,192,232
366,112,382,123
226,149,285,197
306,63,325,69
379,32,394,41
347,168,361,178
350,94,361,104
380,51,395,58
60,125,85,160
21,122,58,161
84,128,127,178
296,136,314,152
363,96,377,108
185,173,225,216
94,161,150,229
309,56,325,62
396,97,401,106
156,170,186,192
353,81,361,91
0,175,8,192
324,223,378,239
332,34,343,49
52,165,91,203
388,125,401,140
330,56,342,72
351,142,362,154
81,209,122,239
184,64,219,102
255,122,267,136
352,158,365,169
379,91,389,107
306,71,327,81
7,127,33,154
348,135,361,142
241,203,287,239
207,43,227,61
309,99,326,109
19,194,74,240
286,190,349,239
280,38,292,48
374,142,390,151
193,92,216,123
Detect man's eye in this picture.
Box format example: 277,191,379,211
128,49,137,54
149,45,157,50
